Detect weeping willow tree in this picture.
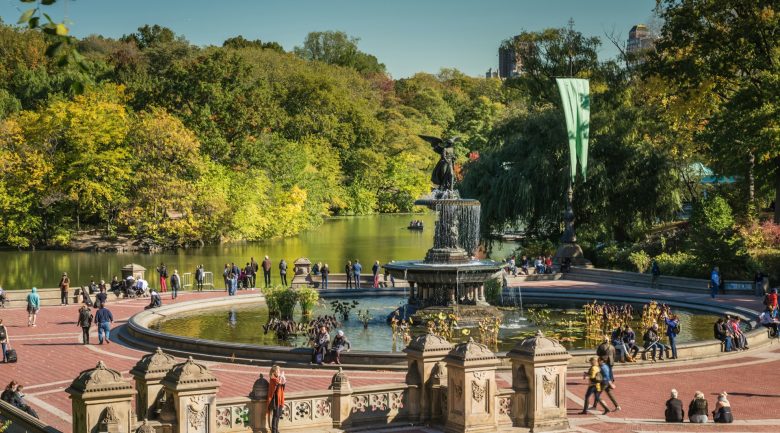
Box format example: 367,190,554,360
459,104,569,239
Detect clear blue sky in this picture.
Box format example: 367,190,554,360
0,0,657,78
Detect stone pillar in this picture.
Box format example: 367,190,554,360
507,330,571,432
403,333,454,424
160,357,221,433
131,348,177,420
330,368,352,429
67,361,136,433
248,373,269,433
444,339,500,433
429,361,448,424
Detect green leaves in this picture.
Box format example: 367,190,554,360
17,8,35,24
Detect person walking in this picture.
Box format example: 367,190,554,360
345,261,353,289
0,319,9,363
267,365,286,433
59,272,70,305
76,305,93,345
580,357,609,415
665,389,684,422
321,264,330,290
710,266,721,299
353,260,362,289
596,336,616,368
157,263,168,293
664,313,680,359
94,285,107,309
688,391,709,423
372,261,380,289
26,287,40,327
279,259,288,287
95,303,113,345
651,259,660,289
600,359,620,411
170,269,181,300
262,256,272,287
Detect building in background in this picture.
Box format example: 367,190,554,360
626,24,656,65
497,36,532,79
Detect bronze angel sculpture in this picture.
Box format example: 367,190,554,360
420,135,459,191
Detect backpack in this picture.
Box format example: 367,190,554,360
79,309,93,326
0,325,6,340
673,323,681,335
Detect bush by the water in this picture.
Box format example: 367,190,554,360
262,286,319,319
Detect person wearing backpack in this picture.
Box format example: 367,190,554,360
76,305,93,345
580,357,609,414
664,313,680,359
0,319,10,363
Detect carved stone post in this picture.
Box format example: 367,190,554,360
507,330,571,432
403,333,454,424
67,361,136,433
429,361,448,424
249,373,269,433
160,357,221,433
444,339,500,433
330,368,352,429
131,348,177,420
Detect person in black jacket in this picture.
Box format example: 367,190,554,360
76,305,93,345
665,389,684,422
321,264,330,290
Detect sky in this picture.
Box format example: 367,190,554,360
0,0,658,78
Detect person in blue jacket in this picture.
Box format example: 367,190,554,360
352,260,362,289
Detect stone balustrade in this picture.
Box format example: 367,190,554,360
63,331,571,433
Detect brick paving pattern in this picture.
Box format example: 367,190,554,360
0,280,778,433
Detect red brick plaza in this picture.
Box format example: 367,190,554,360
1,281,778,433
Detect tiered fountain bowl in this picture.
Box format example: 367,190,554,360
384,190,502,321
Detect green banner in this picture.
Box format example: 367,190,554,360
556,78,590,181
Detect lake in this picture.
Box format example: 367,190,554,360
0,214,514,290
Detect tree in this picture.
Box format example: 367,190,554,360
223,35,284,53
654,0,780,221
294,31,385,74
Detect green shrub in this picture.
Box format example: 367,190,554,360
297,287,320,316
518,239,556,258
628,250,652,273
484,278,502,305
654,252,702,278
263,286,299,319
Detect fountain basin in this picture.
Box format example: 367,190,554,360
384,259,501,285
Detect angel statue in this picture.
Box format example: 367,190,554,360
420,135,459,191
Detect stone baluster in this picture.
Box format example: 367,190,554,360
160,357,221,433
443,338,500,433
248,373,268,433
403,333,454,424
131,348,177,420
330,368,352,429
67,361,136,433
507,330,571,432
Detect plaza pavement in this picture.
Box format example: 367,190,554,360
0,280,778,433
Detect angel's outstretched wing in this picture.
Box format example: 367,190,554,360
419,135,444,151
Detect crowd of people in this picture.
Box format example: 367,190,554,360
504,255,555,276
309,259,394,290
713,316,749,352
594,313,681,364
665,389,733,423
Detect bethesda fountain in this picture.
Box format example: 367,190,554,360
384,136,502,319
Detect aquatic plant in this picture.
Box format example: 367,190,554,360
297,287,320,317
357,309,372,329
331,299,360,321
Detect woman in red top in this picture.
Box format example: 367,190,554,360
765,289,778,317
267,365,286,433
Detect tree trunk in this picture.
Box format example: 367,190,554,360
748,152,755,205
775,156,780,224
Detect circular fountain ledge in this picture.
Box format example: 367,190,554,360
121,292,773,370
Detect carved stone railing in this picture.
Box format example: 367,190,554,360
215,397,251,433
496,388,513,427
278,390,334,430
345,384,408,427
0,400,62,433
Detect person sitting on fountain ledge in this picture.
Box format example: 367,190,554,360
330,330,351,364
664,389,684,422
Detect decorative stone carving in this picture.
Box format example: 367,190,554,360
330,367,350,391
498,397,511,416
507,330,571,432
471,381,485,403
136,419,155,433
406,333,455,353
187,396,207,429
446,338,498,363
293,401,311,420
163,357,219,387
133,348,177,376
132,348,177,420
69,361,133,394
370,393,388,411
314,399,331,418
351,395,368,413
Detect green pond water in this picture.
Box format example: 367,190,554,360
0,214,514,290
150,296,726,352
